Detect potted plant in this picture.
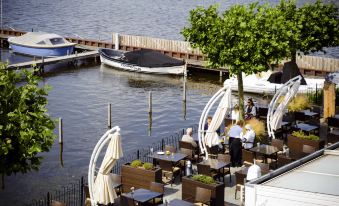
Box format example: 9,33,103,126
287,95,310,112
247,118,268,144
121,160,161,192
182,175,224,206
287,131,325,158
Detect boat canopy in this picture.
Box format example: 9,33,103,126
268,61,307,85
122,49,184,68
8,32,75,47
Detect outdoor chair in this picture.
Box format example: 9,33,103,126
120,194,136,206
158,159,180,186
206,145,219,159
194,187,211,206
277,155,293,168
52,200,66,206
258,107,268,121
294,111,306,123
242,149,255,166
234,171,246,199
110,173,123,195
83,185,91,206
148,182,164,205
217,154,232,182
271,139,284,154
328,117,339,129
197,164,219,180
255,162,270,173
165,145,176,153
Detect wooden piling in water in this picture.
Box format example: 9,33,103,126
108,102,112,129
148,91,152,114
58,117,63,144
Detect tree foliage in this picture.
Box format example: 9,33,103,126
278,0,339,60
0,63,56,176
182,3,289,118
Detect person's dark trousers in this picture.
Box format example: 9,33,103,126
230,138,242,167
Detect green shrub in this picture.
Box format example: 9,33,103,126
143,162,154,170
292,130,320,141
191,174,215,184
130,160,142,168
288,95,310,112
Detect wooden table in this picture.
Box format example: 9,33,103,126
250,144,279,163
148,152,188,165
302,110,319,118
123,188,162,203
294,123,319,134
199,158,230,170
159,199,195,206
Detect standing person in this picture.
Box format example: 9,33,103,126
241,124,256,149
228,120,244,167
231,104,240,124
181,127,197,148
245,98,257,120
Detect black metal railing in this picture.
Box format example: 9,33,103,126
27,124,198,206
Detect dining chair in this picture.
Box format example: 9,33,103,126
165,145,176,153
234,171,246,199
110,173,122,195
120,194,136,206
149,182,164,205
242,149,255,166
277,155,293,168
294,111,306,123
83,184,91,206
194,187,211,206
217,154,231,182
52,200,66,206
206,145,219,159
271,139,284,152
197,164,218,180
255,162,270,172
158,159,180,186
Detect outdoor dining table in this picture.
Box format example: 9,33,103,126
147,151,188,166
294,123,319,134
199,158,230,171
249,144,279,163
158,199,195,206
123,188,162,204
302,110,319,118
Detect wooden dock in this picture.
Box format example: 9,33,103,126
6,50,99,69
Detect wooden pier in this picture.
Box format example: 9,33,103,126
6,50,99,69
1,29,339,75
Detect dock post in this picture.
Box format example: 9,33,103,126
58,117,63,144
182,76,187,120
40,56,45,73
219,71,223,77
148,91,152,114
115,33,119,50
108,102,112,129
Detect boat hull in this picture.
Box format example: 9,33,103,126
10,43,74,57
100,55,184,75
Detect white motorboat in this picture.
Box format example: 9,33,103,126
99,48,185,75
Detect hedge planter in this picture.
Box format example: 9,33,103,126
287,135,325,158
121,163,162,192
182,176,225,206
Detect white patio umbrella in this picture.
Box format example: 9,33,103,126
88,126,123,206
198,85,232,159
267,76,301,139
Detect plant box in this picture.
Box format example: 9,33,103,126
182,176,225,206
287,135,325,158
121,163,162,192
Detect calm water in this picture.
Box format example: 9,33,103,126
0,0,337,204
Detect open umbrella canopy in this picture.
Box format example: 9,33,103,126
93,131,123,205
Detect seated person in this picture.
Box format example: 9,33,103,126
241,124,256,149
245,98,257,120
204,116,220,135
231,104,240,123
181,127,197,148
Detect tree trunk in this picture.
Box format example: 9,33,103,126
291,51,297,63
237,72,244,121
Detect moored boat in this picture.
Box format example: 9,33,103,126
8,32,76,57
99,48,185,75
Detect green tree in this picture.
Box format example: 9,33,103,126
278,0,339,62
0,63,56,178
183,4,290,119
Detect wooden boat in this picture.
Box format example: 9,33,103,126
8,32,76,57
99,48,185,75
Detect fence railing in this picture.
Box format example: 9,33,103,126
26,124,198,206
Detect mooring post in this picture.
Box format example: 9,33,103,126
115,33,119,50
184,60,188,77
58,117,63,144
148,91,152,114
219,71,223,77
108,102,112,129
183,76,186,102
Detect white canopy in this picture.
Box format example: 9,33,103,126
88,126,122,206
198,85,232,159
267,76,301,139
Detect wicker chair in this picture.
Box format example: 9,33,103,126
217,154,231,182
242,149,255,166
158,159,181,186
197,164,219,180
148,182,164,205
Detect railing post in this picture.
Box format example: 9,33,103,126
137,150,140,159
161,139,164,150
47,192,51,206
107,102,112,129
80,176,84,206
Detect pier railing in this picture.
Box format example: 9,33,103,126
26,124,198,206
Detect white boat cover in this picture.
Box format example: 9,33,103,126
8,32,75,47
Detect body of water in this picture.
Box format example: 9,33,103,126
0,0,336,204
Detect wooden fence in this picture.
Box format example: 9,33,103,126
296,55,339,73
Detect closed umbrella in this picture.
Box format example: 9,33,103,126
205,88,232,147
270,81,300,131
93,131,123,205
